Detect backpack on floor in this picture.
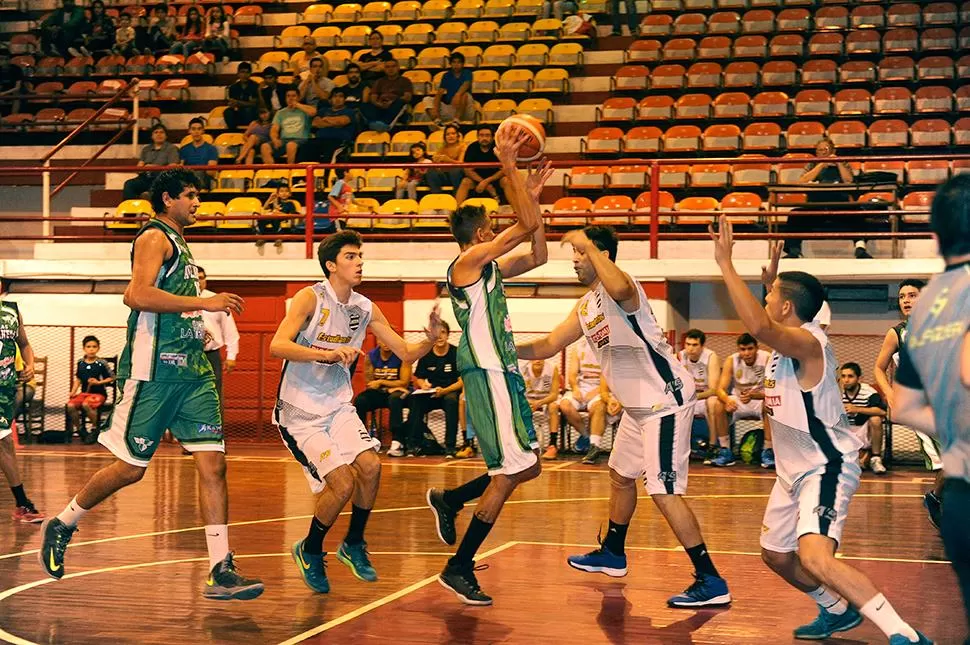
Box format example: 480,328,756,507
738,428,765,465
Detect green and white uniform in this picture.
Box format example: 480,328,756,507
0,301,22,439
100,219,223,467
448,259,537,475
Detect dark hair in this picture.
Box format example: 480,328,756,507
777,270,825,323
330,88,346,99
449,204,488,246
188,116,205,129
196,265,206,275
317,230,363,277
262,66,278,77
237,61,252,72
150,168,199,214
370,31,384,41
410,141,427,155
309,56,324,66
346,63,361,73
841,362,862,377
440,320,450,333
582,225,619,262
82,335,100,346
285,86,299,96
736,332,757,347
449,52,465,63
931,175,970,258
899,278,926,293
443,123,461,139
150,123,167,134
685,328,706,344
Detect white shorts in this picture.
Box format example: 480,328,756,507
729,396,763,423
760,461,862,553
562,388,600,413
916,430,943,471
276,401,380,494
848,423,871,449
608,405,693,496
691,398,711,420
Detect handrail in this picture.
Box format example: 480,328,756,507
51,119,136,198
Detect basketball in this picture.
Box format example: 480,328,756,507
495,114,546,162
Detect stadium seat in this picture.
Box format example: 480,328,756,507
612,65,650,91
452,45,482,67
662,38,696,61
375,199,417,229
330,3,363,24
415,194,457,227
362,1,392,21
827,120,867,149
807,33,843,57
741,10,775,33
851,5,885,28
598,97,637,122
624,126,663,154
484,0,515,18
627,39,662,62
787,121,825,149
686,62,721,88
777,154,813,184
673,13,707,36
341,25,373,48
421,0,454,20
793,89,832,117
921,27,956,51
214,133,245,160
154,79,190,101
839,61,876,84
721,192,762,213
517,98,554,124
107,200,153,230
924,1,958,24
467,20,500,44
815,6,849,30
218,198,260,231
659,164,690,188
355,131,391,156
533,68,569,94
957,86,970,112
873,88,912,116
901,192,934,224
479,98,517,123
731,155,772,186
675,94,712,119
769,34,803,57
482,44,515,67
698,36,731,59
590,195,633,226
566,166,608,191
323,50,352,73
498,22,532,43
703,124,741,151
708,12,741,34
233,5,263,25
762,61,796,87
954,118,970,146
887,3,921,27
497,69,533,93
610,165,650,190
675,197,719,225
403,69,432,95
472,69,500,94
277,26,311,48
878,56,916,82
65,81,97,97
416,47,450,70
583,127,624,154
733,35,767,57
690,163,730,187
910,119,951,147
862,160,905,183
514,44,549,67
742,122,782,150
258,51,290,72
834,89,871,116
252,170,291,192
846,30,881,55
883,28,918,54
454,0,485,19
548,43,583,66
906,160,949,184
777,8,810,31
723,61,759,87
376,24,403,45
435,22,468,45
95,54,125,76
402,24,434,45
752,91,789,118
918,56,954,81
640,15,673,36
633,191,675,217
364,169,407,193
664,125,702,152
713,92,751,119
915,86,953,114
530,18,563,42
651,64,686,89
35,56,64,77
551,196,592,227
388,130,426,157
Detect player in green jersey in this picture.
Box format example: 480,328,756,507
39,169,263,601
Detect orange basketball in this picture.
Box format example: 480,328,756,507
495,114,546,162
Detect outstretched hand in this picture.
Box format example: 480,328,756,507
424,303,443,343
495,126,530,168
708,215,734,267
761,240,784,291
525,157,553,202
561,228,592,254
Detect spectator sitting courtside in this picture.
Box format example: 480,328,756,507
123,123,181,200
405,321,462,457
356,338,412,458
67,335,114,445
258,66,289,113
202,5,231,62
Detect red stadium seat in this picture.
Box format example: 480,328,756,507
827,120,867,149
708,12,741,34
846,30,880,55
664,125,702,152
698,36,732,58
840,61,876,84
807,33,843,56
869,119,909,147
624,126,663,154
752,91,789,118
673,13,707,36
787,121,826,149
769,34,803,57
914,86,954,114
834,89,871,116
741,10,775,34
802,59,838,85
918,56,954,81
777,8,810,31
952,118,970,146
639,96,675,120
702,124,741,151
743,122,783,150
923,2,958,24
910,119,951,147
851,5,885,28
713,92,751,119
887,3,921,27
675,93,713,119
793,89,832,117
922,27,957,51
873,87,912,115
815,6,849,30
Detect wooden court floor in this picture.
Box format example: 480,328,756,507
0,444,964,645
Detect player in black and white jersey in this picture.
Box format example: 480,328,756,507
710,333,773,468
839,362,887,474
677,329,721,463
712,217,931,645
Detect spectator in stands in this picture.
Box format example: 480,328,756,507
258,182,295,248
356,338,411,458
202,5,231,62
224,61,260,131
783,137,872,260
123,124,180,200
543,0,577,19
339,63,369,108
560,341,608,462
364,59,412,132
71,0,114,58
610,0,638,36
396,142,432,201
179,117,218,190
263,87,315,165
258,66,289,113
520,358,562,460
357,32,393,84
197,267,240,407
840,362,887,475
290,35,321,77
298,57,334,108
426,124,465,195
66,336,114,445
113,13,137,57
422,52,474,128
170,5,205,57
710,333,772,468
235,106,272,165
326,167,365,230
301,88,356,167
40,0,85,58
147,4,176,54
455,127,510,205
406,321,462,457
0,47,28,116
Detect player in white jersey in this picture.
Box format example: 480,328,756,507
519,358,562,460
518,225,731,609
712,218,930,644
560,342,613,464
271,230,442,595
710,333,773,468
839,362,887,474
678,328,721,462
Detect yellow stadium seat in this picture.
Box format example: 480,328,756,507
221,197,262,231
463,130,479,145
414,194,456,227
189,201,225,230
181,133,214,146
514,0,545,18
517,98,554,124
107,199,153,230
453,45,483,67
389,130,427,156
435,22,468,45
467,20,501,44
421,0,454,20
213,132,245,160
482,44,515,67
330,3,363,23
375,24,403,45
217,170,252,191
355,131,391,156
497,69,533,93
258,51,290,71
377,198,418,228
345,197,380,229
323,49,352,72
417,46,450,70
361,1,392,20
311,26,342,48
403,69,432,95
253,169,291,191
484,0,514,18
472,69,499,93
480,98,517,123
454,0,485,19
390,0,422,20
461,197,499,213
276,25,311,48
514,43,548,66
530,18,563,41
341,25,372,48
389,47,418,70
363,169,405,192
302,4,334,23
402,23,434,46
498,22,531,43
549,42,583,66
534,67,569,93
207,106,227,130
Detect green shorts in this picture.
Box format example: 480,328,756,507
0,385,15,438
462,368,538,476
99,379,224,467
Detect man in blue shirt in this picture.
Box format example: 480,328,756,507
300,88,357,171
353,339,411,457
422,52,474,127
179,117,218,190
893,174,970,645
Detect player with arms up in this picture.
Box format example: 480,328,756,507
517,225,731,609
425,128,552,606
271,230,442,594
712,217,930,644
39,169,263,600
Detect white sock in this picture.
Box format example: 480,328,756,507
855,241,866,250
205,524,230,571
56,496,89,528
590,434,602,448
860,594,918,641
718,435,730,448
807,586,848,615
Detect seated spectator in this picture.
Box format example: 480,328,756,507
202,5,231,61
406,321,462,456
677,328,721,461
356,338,412,457
840,362,887,474
454,127,510,205
357,32,393,84
123,124,181,200
426,124,465,195
560,342,609,463
298,56,334,108
235,106,273,164
258,182,296,248
71,0,114,58
324,167,365,230
363,59,412,132
170,6,205,57
521,358,561,460
0,47,29,116
179,117,219,190
113,13,137,57
66,335,114,444
290,35,321,77
258,66,289,113
300,88,356,167
339,63,370,108
710,333,772,467
40,0,85,58
224,61,260,131
422,52,475,127
146,4,176,53
396,142,432,200
262,87,314,165
610,0,637,36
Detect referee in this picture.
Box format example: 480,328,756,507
892,174,970,645
197,266,240,404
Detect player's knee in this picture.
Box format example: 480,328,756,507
797,542,835,580
326,465,357,502
195,452,227,481
608,468,636,491
353,450,382,482
761,547,794,574
116,462,147,486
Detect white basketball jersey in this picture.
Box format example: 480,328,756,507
570,342,602,390
276,281,373,417
520,359,556,400
729,350,771,392
678,348,714,391
576,280,694,421
764,322,861,484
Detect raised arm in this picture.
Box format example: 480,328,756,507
516,304,584,361
497,158,553,279
562,229,639,312
873,329,898,408
368,303,440,363
270,287,361,366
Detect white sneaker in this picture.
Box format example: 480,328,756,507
870,455,887,475
387,441,404,458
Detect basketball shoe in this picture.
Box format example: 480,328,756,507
567,544,628,577
13,503,44,523
888,631,933,645
337,540,378,582
203,553,264,600
291,539,329,593
439,561,492,606
38,517,76,580
667,572,732,608
426,488,458,545
793,606,862,640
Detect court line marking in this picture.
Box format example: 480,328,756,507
276,540,519,645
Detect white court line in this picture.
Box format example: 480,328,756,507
276,541,520,645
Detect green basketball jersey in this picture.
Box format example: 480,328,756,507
447,259,519,374
117,219,214,382
0,301,20,388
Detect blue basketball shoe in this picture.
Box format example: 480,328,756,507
291,539,330,593
667,572,732,608
794,606,862,640
888,631,933,645
567,544,628,578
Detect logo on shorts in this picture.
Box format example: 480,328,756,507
813,505,837,522
197,423,221,435
320,450,331,461
657,471,677,484
761,524,770,534
133,437,155,452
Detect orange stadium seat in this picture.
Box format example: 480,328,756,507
675,197,719,225
863,160,905,183
698,36,731,58
873,88,912,115
638,95,674,120
851,5,885,28
624,126,663,154
627,39,662,62
787,121,825,149
846,30,881,55
713,92,751,119
664,125,702,152
675,93,712,119
658,164,690,187
910,119,951,147
907,160,950,184
733,35,767,57
741,10,775,33
731,155,772,186
752,91,789,118
807,33,843,57
686,62,721,88
869,120,908,148
582,127,624,154
761,61,796,87
609,165,649,190
834,89,871,116
722,191,762,213
827,120,867,149
915,86,953,114
598,97,637,122
634,190,675,213
708,12,741,34
902,192,934,224
566,166,608,191
743,122,782,150
662,38,697,61
691,163,730,187
769,34,803,57
639,15,673,36
815,6,849,30
921,27,956,51
883,28,918,54
924,1,958,24
918,56,954,81
551,197,592,227
673,13,707,36
794,89,832,117
879,56,916,83
590,195,632,226
613,65,650,91
956,86,970,111
233,5,263,25
954,118,970,146
887,3,921,27
777,8,810,31
651,64,686,89
703,124,741,151
723,61,759,87
840,60,876,84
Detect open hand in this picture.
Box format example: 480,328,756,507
525,158,553,202
561,228,592,254
761,241,784,291
203,292,244,315
495,126,530,167
708,215,734,267
424,304,442,343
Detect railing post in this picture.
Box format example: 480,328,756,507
304,165,315,259
132,91,140,157
649,163,660,259
41,160,51,240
